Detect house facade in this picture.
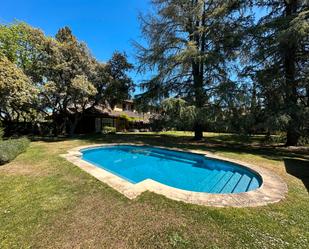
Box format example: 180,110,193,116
75,100,150,133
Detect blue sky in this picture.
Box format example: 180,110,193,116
1,1,267,96
0,0,152,94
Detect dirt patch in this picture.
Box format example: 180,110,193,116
0,161,51,177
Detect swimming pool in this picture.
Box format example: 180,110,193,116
81,145,262,194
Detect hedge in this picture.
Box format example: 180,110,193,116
0,137,30,165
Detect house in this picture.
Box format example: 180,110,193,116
74,100,151,133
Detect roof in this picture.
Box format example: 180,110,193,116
86,105,151,122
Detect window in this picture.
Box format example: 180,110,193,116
102,118,114,127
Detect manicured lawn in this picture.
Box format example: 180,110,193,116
0,132,308,249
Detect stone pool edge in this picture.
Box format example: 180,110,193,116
61,143,288,208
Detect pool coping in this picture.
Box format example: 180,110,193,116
61,143,288,207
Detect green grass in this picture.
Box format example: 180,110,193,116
0,132,308,248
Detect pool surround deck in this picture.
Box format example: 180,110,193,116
61,143,287,207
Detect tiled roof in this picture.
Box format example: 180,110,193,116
88,105,150,122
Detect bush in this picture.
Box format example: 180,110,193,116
298,135,309,146
263,134,286,144
0,137,30,165
102,126,116,135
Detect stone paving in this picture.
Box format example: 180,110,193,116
61,143,288,207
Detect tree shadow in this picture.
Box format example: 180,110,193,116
33,132,309,168
284,158,309,193
78,133,309,160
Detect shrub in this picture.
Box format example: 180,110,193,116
0,137,30,165
102,126,116,135
298,135,309,146
263,134,286,144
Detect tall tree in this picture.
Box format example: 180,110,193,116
104,52,134,108
135,0,249,139
250,0,309,145
0,22,44,129
42,26,98,135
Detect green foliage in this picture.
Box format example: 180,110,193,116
119,114,133,122
102,126,116,135
0,22,133,136
0,22,49,83
135,0,249,139
136,1,308,144
0,137,30,165
0,22,30,64
40,29,133,135
245,1,309,145
104,52,134,108
263,134,286,145
154,98,209,131
40,26,99,135
298,135,309,146
0,6,307,144
149,115,166,132
0,54,38,122
161,98,194,130
0,22,49,125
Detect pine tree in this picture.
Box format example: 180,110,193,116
251,0,309,145
135,0,249,139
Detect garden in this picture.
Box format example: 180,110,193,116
0,132,308,248
0,0,308,248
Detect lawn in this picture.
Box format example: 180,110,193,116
0,132,308,249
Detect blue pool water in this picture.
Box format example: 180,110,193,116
82,145,262,194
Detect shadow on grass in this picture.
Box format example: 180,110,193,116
284,159,309,193
33,132,309,163
80,133,309,161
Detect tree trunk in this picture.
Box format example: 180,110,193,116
189,1,206,140
52,113,66,137
68,113,82,137
192,70,204,140
68,121,77,137
283,0,299,146
52,118,59,137
286,125,300,146
194,124,203,140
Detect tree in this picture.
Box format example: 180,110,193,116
135,0,249,140
0,22,49,83
249,0,309,145
0,22,48,128
104,52,134,108
67,75,98,135
0,55,38,124
41,26,98,135
0,22,135,136
162,98,197,130
42,28,135,135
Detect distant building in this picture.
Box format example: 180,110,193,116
75,100,151,133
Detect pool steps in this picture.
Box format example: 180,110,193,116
135,149,261,194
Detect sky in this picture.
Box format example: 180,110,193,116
0,0,152,94
0,1,267,96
